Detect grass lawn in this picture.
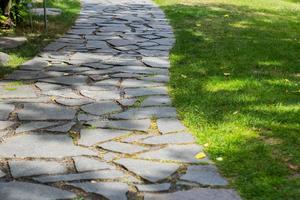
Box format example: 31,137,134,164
0,0,80,78
155,0,300,199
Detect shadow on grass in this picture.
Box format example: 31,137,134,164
159,2,300,200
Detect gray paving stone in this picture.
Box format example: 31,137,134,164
0,169,5,178
144,188,241,200
99,141,148,154
55,98,91,106
35,82,65,91
42,88,83,99
115,158,180,182
70,182,128,200
86,119,151,131
40,75,87,86
117,98,137,106
142,132,195,145
33,169,124,183
0,37,27,49
79,128,130,146
16,121,61,133
19,57,49,71
122,79,163,88
73,156,115,172
103,152,119,161
136,183,171,192
141,96,171,107
157,118,185,134
180,165,228,186
9,160,67,178
0,134,96,158
0,85,37,99
0,103,15,120
0,52,9,65
80,89,120,100
111,107,177,119
121,134,151,143
81,101,122,116
94,78,120,87
0,121,14,130
138,144,208,163
125,87,168,98
46,122,76,132
77,113,101,121
0,182,76,200
108,39,136,46
0,130,9,138
18,103,76,120
139,74,169,83
142,57,170,68
5,70,64,80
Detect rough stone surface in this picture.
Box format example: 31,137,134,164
0,103,15,120
144,188,242,200
180,165,228,186
0,85,37,99
99,141,148,154
0,134,96,158
138,144,208,163
9,160,67,178
0,182,76,200
34,170,124,183
79,129,130,146
111,107,177,119
81,101,122,116
0,170,5,178
141,96,171,107
0,121,14,130
142,57,170,68
136,183,171,192
0,52,9,65
157,118,186,134
18,103,76,120
73,156,114,172
0,37,27,49
70,182,128,200
115,158,180,182
86,119,151,131
15,121,61,133
142,132,195,145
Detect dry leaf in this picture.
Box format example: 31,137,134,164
195,152,206,159
216,157,223,161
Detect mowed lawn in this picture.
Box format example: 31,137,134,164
0,0,80,78
155,0,300,199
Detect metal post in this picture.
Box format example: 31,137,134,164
43,0,47,33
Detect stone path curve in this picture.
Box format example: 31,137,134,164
0,0,242,199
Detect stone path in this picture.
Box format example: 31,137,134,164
0,0,241,199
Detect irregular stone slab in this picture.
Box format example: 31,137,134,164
141,96,171,107
140,74,169,83
99,141,148,154
125,87,168,98
40,75,87,86
46,122,76,132
79,129,130,146
55,98,91,106
0,130,9,138
108,39,136,46
0,182,76,200
5,70,64,80
69,52,105,65
73,156,115,172
0,37,27,49
16,121,61,133
42,88,83,99
0,52,9,65
157,118,185,134
0,85,37,99
138,144,207,163
34,169,124,183
35,82,65,91
81,101,122,116
0,103,15,120
20,57,48,71
115,158,180,182
18,103,76,120
111,107,177,119
70,182,128,200
94,78,120,87
9,160,67,178
142,133,195,145
0,169,5,178
86,119,151,131
0,134,96,158
144,188,241,200
122,79,163,88
142,57,170,68
121,134,151,143
136,183,171,192
80,89,120,100
103,152,119,162
77,113,100,121
180,164,228,185
117,98,137,106
0,121,14,130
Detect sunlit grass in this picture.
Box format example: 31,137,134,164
156,0,300,199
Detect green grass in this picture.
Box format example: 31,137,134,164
0,0,80,78
155,0,300,199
